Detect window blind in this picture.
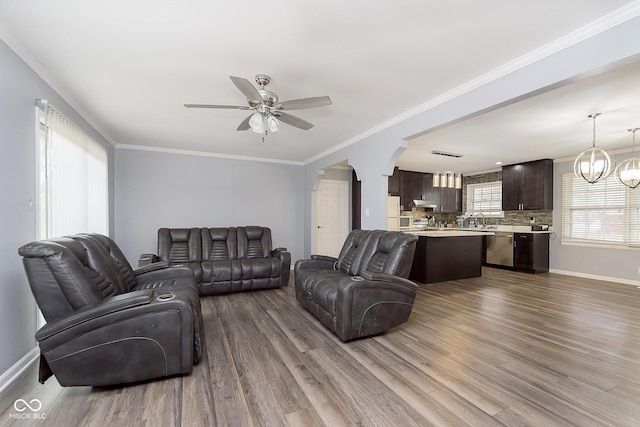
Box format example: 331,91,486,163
37,101,108,239
561,172,639,246
466,181,503,216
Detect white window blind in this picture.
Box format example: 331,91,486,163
37,101,108,239
561,172,640,246
466,181,503,217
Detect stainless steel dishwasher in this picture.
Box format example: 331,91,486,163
486,232,514,267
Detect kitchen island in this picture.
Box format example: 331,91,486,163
405,229,491,284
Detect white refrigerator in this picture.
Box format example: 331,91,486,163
387,196,400,231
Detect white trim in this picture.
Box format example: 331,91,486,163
303,2,640,165
560,240,640,251
4,2,637,166
549,268,640,287
116,143,304,166
0,347,39,395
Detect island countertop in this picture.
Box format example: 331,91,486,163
404,229,495,237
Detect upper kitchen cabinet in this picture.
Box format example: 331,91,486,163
400,170,429,210
439,186,462,213
502,159,553,211
390,168,460,212
388,167,400,196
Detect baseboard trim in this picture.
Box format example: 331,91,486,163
0,347,39,395
549,268,640,287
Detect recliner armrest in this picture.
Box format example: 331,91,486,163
135,265,195,283
357,270,418,291
271,247,292,286
311,254,338,263
35,290,155,341
134,261,169,275
295,255,337,271
138,253,159,267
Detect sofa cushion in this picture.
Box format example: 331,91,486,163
335,229,372,275
158,228,203,282
237,226,272,259
358,231,417,278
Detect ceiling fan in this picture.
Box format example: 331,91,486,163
184,74,332,134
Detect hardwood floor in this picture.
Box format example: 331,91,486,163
2,267,640,426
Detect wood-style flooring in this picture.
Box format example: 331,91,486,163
2,267,640,426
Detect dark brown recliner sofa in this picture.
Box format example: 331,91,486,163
294,229,418,342
151,226,291,296
18,233,202,387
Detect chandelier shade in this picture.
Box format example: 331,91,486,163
615,128,640,189
573,113,615,184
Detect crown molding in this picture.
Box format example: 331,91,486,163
116,143,304,166
304,1,640,166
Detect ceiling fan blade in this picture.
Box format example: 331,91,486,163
237,114,252,131
230,76,262,104
275,112,314,130
184,104,249,109
278,96,332,110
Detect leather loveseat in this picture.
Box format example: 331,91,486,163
295,229,418,342
150,226,291,296
18,233,203,387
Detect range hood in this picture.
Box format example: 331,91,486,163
413,200,437,209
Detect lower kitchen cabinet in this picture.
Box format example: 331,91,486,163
409,234,484,283
513,233,549,273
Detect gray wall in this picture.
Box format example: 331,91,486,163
114,148,305,264
550,156,640,283
0,40,115,378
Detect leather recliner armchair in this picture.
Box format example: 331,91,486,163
18,233,202,387
295,230,418,342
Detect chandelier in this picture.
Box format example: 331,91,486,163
573,113,615,184
615,128,640,189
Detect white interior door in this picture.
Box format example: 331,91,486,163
315,180,349,257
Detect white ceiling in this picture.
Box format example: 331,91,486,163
1,1,639,171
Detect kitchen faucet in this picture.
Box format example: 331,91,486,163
475,213,486,228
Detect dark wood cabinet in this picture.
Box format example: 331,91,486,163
388,167,400,196
502,159,553,211
390,168,461,212
513,232,549,273
439,187,461,213
410,234,484,283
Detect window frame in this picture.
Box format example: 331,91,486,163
561,172,640,248
465,180,504,217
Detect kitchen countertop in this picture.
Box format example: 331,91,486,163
403,225,552,234
405,229,494,237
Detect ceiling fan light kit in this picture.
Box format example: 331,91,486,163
185,74,331,136
573,113,615,184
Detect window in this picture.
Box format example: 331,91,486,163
561,173,640,247
466,181,503,217
37,101,109,239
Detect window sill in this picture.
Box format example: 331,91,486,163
561,240,640,251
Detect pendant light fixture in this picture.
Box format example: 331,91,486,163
431,150,463,189
615,128,640,189
573,113,615,184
